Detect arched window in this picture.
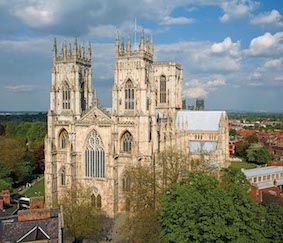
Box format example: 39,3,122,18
97,194,102,208
125,80,135,110
62,83,70,109
59,130,68,149
160,75,166,103
60,168,65,186
91,194,96,207
122,132,133,153
80,82,86,111
85,130,105,178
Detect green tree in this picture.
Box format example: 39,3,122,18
26,122,46,146
235,141,250,159
245,133,259,144
122,165,159,242
0,123,5,136
60,184,108,243
160,172,239,242
263,203,283,242
0,163,12,191
229,128,237,137
160,170,267,243
221,167,266,242
246,143,272,164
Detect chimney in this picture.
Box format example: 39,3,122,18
1,189,10,206
0,197,3,210
18,208,51,222
30,196,45,209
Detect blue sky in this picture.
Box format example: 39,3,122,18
0,0,282,112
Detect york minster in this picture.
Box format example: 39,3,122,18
44,31,229,216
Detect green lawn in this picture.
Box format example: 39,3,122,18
229,161,258,170
22,178,45,198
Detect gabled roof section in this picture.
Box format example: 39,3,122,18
78,105,112,125
17,226,50,242
176,111,226,131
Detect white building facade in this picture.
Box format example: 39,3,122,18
45,32,230,216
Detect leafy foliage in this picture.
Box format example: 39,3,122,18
60,185,110,242
0,121,47,190
235,141,250,159
160,169,267,243
245,133,259,144
229,128,237,136
246,143,273,164
263,203,283,242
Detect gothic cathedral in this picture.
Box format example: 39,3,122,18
45,31,229,216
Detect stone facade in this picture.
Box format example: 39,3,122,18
45,31,229,216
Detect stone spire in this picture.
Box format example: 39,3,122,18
120,38,125,55
127,34,131,55
88,41,92,60
139,29,145,53
73,37,78,58
53,38,57,61
115,31,120,57
62,40,67,59
81,43,85,59
68,43,72,57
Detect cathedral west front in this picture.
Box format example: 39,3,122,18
44,31,229,216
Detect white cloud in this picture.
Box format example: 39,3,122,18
247,32,283,56
219,0,258,23
0,37,51,54
10,0,56,28
263,59,282,69
183,76,226,98
184,87,207,98
88,25,117,38
211,37,240,57
5,84,38,93
156,39,241,74
206,78,226,88
160,16,195,25
251,9,283,26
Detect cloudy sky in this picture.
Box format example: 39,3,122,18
0,0,282,112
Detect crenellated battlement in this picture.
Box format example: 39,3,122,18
115,29,154,61
53,38,92,65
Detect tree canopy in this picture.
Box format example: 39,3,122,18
246,143,273,164
60,185,112,243
160,169,266,243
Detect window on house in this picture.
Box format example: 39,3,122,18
160,75,166,103
267,175,271,180
253,177,257,183
85,130,105,178
62,83,70,109
263,176,266,181
258,176,262,182
125,80,135,110
122,132,133,153
59,130,68,149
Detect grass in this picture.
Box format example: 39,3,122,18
230,161,258,170
22,178,45,198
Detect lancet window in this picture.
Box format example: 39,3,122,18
125,80,135,110
60,168,66,186
122,132,133,153
59,130,68,149
160,75,166,103
62,83,71,109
